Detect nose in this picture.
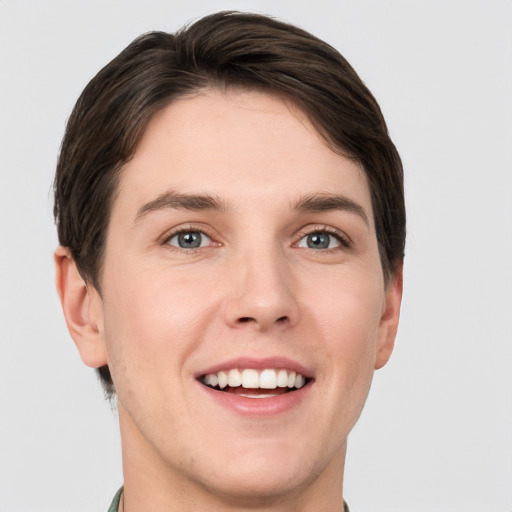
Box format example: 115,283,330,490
223,248,300,332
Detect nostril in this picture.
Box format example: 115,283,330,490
237,315,289,325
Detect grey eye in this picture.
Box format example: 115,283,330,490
297,232,341,250
168,231,211,249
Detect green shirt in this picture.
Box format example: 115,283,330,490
107,487,350,511
107,487,123,512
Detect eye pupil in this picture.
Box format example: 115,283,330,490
178,232,202,248
307,233,330,249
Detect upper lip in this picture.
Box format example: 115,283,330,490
195,356,314,379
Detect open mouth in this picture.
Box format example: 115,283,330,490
199,368,311,398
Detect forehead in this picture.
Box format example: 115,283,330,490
116,89,373,221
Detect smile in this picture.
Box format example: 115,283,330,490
200,368,308,398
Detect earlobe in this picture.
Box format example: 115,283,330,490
375,265,403,370
54,246,108,368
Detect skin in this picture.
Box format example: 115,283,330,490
56,89,402,511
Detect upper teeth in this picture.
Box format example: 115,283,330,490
202,368,306,390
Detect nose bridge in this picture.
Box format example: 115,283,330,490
223,240,299,330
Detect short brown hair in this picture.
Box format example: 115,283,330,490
54,11,405,395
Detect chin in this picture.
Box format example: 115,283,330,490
187,440,326,506
202,467,310,507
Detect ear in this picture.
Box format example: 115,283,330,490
54,246,107,368
375,264,403,370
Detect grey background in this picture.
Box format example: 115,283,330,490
1,1,511,511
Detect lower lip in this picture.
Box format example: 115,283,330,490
198,382,312,417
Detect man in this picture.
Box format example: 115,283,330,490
54,11,404,511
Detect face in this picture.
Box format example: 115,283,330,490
69,90,401,506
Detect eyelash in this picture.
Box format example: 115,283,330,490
295,225,352,251
161,225,217,252
160,225,351,252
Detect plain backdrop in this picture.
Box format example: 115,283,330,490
1,1,511,511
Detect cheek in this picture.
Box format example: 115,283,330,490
101,266,220,389
307,266,383,341
310,273,383,386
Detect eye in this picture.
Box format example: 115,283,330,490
297,231,342,250
166,230,211,249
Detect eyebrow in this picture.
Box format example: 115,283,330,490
135,191,227,223
293,193,370,226
134,190,369,226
